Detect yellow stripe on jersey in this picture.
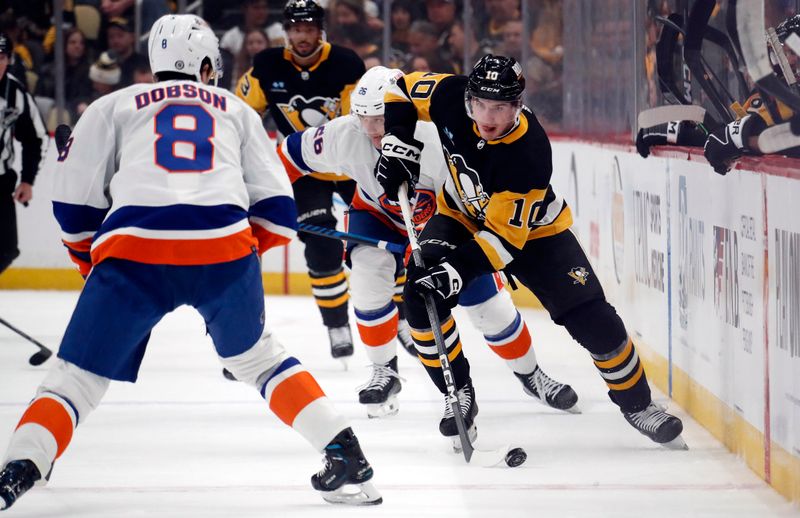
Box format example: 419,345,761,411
282,42,332,73
436,191,479,233
483,189,547,249
385,72,452,122
529,205,573,239
471,113,529,145
236,67,268,114
474,230,515,271
340,82,356,115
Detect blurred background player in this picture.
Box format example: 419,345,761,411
236,0,365,363
375,55,686,450
279,66,577,420
0,31,47,277
0,15,381,510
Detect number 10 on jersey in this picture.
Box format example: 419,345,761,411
154,104,215,172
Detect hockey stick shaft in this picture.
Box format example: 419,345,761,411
297,223,407,255
637,105,707,128
397,184,474,463
0,316,52,355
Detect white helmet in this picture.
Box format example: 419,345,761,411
148,14,223,83
350,66,404,117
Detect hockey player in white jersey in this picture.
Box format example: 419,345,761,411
0,15,381,510
278,66,578,423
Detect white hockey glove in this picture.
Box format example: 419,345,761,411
374,131,423,201
410,261,463,302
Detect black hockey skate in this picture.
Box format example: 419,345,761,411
358,357,402,418
515,365,580,413
396,318,417,357
439,380,478,453
0,460,41,510
328,325,354,366
311,428,382,506
623,402,687,449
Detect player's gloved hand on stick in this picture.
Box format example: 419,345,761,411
703,114,765,175
374,130,423,201
407,260,463,302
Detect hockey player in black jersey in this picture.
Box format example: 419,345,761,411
237,0,365,363
375,55,687,450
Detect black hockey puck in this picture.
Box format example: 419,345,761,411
504,447,527,468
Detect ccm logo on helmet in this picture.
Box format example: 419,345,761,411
382,143,421,161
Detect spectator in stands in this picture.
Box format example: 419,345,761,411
100,0,169,36
526,2,563,124
329,0,382,48
407,52,453,74
105,17,148,88
36,28,93,120
408,20,453,74
390,0,418,53
425,0,457,61
232,29,269,86
500,19,523,59
220,0,282,56
132,62,153,84
481,0,520,50
0,15,36,84
76,50,120,116
447,19,492,74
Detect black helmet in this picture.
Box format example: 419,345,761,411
284,0,325,29
467,54,525,102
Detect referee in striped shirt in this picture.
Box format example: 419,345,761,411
0,32,47,275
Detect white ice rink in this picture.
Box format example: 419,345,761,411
0,290,797,517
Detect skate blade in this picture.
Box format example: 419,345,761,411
564,403,582,415
320,481,383,506
661,435,689,450
366,397,399,419
451,425,478,454
337,358,349,371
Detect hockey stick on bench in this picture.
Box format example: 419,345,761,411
0,316,53,366
397,184,524,468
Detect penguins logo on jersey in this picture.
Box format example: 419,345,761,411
446,150,489,220
277,95,340,131
568,267,590,285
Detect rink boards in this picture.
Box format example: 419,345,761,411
2,136,798,503
549,140,800,503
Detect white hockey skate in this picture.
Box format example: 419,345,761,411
358,357,402,418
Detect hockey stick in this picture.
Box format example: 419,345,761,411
755,121,800,153
297,223,407,255
684,0,735,123
655,13,693,105
0,317,52,365
736,0,800,131
637,105,707,128
397,184,522,468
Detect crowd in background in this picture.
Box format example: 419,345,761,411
0,0,565,131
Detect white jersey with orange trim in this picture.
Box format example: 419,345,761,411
278,114,445,232
53,80,297,275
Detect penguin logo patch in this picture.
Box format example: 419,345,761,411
568,267,590,285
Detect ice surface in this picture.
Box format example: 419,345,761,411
0,291,796,517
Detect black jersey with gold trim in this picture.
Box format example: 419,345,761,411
236,42,365,138
384,71,572,275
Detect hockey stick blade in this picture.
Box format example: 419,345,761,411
0,316,53,364
756,121,800,153
638,105,707,129
29,349,52,366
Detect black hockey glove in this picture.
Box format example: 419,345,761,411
636,120,708,158
374,131,423,201
703,115,765,175
408,260,463,303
